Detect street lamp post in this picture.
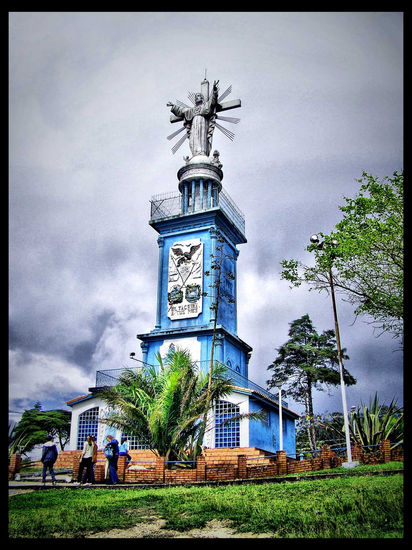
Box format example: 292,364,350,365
278,386,283,451
310,235,358,469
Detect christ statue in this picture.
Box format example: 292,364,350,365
167,80,219,158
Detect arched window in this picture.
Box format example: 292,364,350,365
77,407,99,450
214,400,240,448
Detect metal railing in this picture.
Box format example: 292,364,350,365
150,186,245,235
95,366,144,387
95,361,287,408
211,362,289,408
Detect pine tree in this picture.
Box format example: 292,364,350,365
266,314,356,449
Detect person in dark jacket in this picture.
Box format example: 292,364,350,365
104,435,119,484
41,435,59,486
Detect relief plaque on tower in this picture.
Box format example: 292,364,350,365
167,238,203,320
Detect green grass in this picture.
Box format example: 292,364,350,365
9,468,403,538
283,460,404,477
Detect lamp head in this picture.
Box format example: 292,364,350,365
130,352,135,357
310,234,320,244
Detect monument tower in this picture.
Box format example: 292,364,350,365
67,76,298,454
135,76,298,451
137,77,251,382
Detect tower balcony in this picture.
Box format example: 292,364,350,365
149,185,245,236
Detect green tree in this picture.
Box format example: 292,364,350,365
11,402,71,454
295,412,346,450
266,314,356,449
281,171,403,341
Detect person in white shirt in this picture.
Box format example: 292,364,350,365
76,435,94,484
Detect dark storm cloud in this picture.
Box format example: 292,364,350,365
9,12,403,419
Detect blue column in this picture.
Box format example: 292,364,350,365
207,180,212,208
181,187,185,214
140,341,149,364
199,178,204,210
183,182,189,213
191,180,196,212
155,236,165,329
215,334,224,363
212,184,218,207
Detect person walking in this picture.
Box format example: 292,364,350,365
77,435,94,485
41,435,58,486
104,435,119,485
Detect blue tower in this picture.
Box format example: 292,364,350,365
136,77,298,453
137,156,252,377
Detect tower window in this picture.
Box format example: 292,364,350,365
77,407,99,450
214,400,240,448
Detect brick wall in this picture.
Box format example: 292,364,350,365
11,439,403,484
8,454,22,480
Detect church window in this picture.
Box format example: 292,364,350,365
121,432,151,450
77,407,99,450
214,400,240,448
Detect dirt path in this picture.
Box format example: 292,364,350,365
86,517,275,538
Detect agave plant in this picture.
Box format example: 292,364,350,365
349,393,403,449
8,423,30,457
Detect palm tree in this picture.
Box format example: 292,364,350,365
99,348,246,462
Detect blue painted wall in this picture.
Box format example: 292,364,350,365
249,399,296,456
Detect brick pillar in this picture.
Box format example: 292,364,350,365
155,456,165,483
117,455,127,482
276,450,287,475
72,452,82,481
8,454,22,480
320,445,331,469
352,442,362,462
94,462,105,483
196,456,206,482
237,455,247,479
381,439,391,464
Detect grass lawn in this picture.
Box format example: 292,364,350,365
9,465,403,539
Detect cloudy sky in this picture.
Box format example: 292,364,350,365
9,11,403,424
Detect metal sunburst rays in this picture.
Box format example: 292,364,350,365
167,81,241,155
